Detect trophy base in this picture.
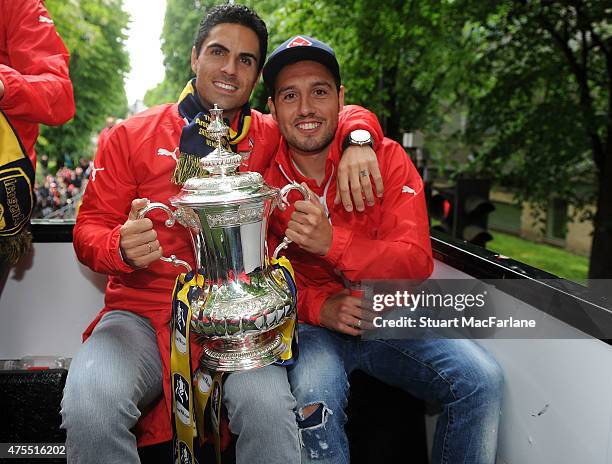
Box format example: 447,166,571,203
199,330,286,372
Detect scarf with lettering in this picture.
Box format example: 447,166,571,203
0,110,34,265
170,255,298,463
172,79,251,184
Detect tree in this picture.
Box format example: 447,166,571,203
144,0,210,107
457,0,611,279
39,0,130,163
258,0,466,142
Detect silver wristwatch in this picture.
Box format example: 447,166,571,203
343,129,373,149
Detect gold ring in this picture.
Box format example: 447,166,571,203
356,319,362,328
147,243,152,254
359,170,368,178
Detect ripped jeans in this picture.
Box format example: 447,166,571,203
287,323,503,464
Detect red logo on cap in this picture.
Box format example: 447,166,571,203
286,36,312,48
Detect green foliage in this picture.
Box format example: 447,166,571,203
39,0,130,163
445,1,611,277
258,0,467,142
148,0,609,200
143,0,213,106
457,0,608,214
489,231,588,285
143,79,176,107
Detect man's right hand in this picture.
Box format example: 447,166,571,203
320,289,376,336
119,198,162,269
335,144,384,212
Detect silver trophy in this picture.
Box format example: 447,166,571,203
139,105,307,371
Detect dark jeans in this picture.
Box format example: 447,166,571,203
288,323,503,464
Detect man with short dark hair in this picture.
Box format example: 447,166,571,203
63,5,383,464
263,35,504,464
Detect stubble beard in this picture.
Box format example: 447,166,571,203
286,126,336,155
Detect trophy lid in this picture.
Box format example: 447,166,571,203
170,105,277,207
172,171,277,207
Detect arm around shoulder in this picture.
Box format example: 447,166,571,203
335,105,385,211
324,140,434,281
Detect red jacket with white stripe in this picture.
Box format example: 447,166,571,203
0,0,75,166
73,102,381,446
265,130,434,326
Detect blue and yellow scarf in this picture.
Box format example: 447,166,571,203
172,79,251,184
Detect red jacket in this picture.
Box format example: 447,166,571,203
0,0,75,167
265,134,434,326
73,102,380,446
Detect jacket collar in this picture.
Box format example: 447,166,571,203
273,137,338,195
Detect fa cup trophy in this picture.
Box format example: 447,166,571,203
140,105,307,371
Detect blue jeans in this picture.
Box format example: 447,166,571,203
61,310,300,464
288,323,503,464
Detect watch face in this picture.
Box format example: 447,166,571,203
351,129,371,144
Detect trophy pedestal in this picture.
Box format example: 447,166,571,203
200,330,286,372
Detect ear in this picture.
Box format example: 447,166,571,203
191,46,197,73
268,96,277,121
338,85,345,110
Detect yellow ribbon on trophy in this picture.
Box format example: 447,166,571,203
170,271,201,464
268,255,298,365
170,255,298,463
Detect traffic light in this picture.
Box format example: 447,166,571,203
455,179,495,247
429,179,495,248
429,187,454,235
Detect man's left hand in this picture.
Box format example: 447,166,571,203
336,145,384,212
319,289,376,336
285,185,332,256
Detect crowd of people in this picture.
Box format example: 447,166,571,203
32,156,92,219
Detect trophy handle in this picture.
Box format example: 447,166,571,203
137,202,193,272
272,182,310,259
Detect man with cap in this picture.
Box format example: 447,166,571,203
262,35,504,464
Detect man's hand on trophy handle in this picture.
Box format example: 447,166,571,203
120,198,162,269
285,185,332,256
273,182,311,258
335,145,384,212
129,198,150,220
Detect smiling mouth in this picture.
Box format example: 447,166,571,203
296,122,322,131
214,81,238,92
